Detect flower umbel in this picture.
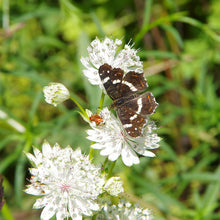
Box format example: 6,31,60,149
97,200,153,220
25,141,105,220
86,108,160,166
43,82,70,106
81,37,143,87
104,177,124,197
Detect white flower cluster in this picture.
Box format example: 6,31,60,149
104,177,124,196
86,108,160,166
81,37,143,87
80,37,160,166
97,200,153,220
25,141,152,220
25,141,105,220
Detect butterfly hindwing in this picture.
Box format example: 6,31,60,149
117,106,147,137
122,92,158,116
116,92,158,137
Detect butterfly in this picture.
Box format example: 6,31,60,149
99,63,158,137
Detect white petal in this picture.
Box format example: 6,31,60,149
100,143,115,156
80,57,90,68
25,185,44,196
75,199,94,216
40,204,56,220
25,152,37,164
121,146,140,166
42,141,52,156
33,147,42,159
33,199,45,209
33,197,50,209
91,143,104,150
86,200,100,211
69,200,82,220
141,150,155,157
56,211,67,220
108,151,120,161
107,142,122,161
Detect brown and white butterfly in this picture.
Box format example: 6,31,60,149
99,63,158,137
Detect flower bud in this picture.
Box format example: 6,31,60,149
43,82,70,107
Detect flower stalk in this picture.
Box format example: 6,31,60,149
69,96,88,119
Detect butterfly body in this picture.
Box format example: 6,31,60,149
110,94,137,109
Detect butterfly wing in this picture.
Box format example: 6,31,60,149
99,64,124,100
117,106,147,137
119,71,148,97
99,65,148,100
117,92,158,137
122,92,158,116
99,64,158,138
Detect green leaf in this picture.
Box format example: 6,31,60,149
161,24,184,48
135,11,187,44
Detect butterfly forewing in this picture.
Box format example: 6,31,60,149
120,71,148,97
99,64,124,100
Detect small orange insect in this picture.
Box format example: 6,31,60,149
89,114,104,126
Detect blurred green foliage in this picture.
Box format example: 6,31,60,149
0,0,220,219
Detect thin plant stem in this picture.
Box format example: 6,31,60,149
102,157,108,173
70,96,88,118
98,92,105,112
89,146,94,160
107,160,116,179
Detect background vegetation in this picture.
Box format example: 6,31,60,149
0,0,220,219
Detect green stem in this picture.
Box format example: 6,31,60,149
98,92,105,112
89,146,94,160
70,96,88,118
107,160,116,179
102,157,108,171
